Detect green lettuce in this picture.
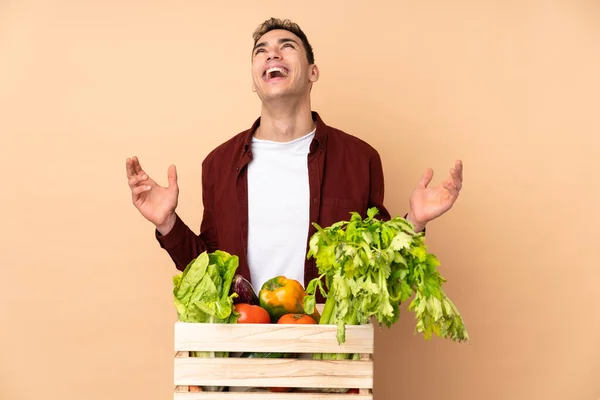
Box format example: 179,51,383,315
173,250,239,392
173,250,239,324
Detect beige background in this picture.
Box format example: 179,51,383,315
1,1,599,399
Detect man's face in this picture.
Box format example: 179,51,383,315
251,29,319,102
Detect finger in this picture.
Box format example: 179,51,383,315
132,156,144,175
442,181,460,198
449,169,461,190
167,165,178,188
128,173,149,188
125,157,136,178
418,168,434,188
455,160,463,181
443,181,457,192
450,163,463,190
133,162,150,182
131,185,152,196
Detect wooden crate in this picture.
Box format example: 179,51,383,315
173,306,375,399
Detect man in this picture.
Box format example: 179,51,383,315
125,18,463,295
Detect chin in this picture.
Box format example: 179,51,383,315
261,89,293,101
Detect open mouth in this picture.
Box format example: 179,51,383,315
263,67,289,81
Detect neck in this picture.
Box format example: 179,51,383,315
255,96,315,142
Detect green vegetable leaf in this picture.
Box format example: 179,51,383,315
389,232,413,251
306,210,469,345
303,294,316,316
172,250,239,324
367,207,379,220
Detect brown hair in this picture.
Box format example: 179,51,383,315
252,18,315,64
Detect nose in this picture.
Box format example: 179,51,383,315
266,47,281,61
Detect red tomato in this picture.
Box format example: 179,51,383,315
277,313,317,324
267,387,292,393
234,303,271,323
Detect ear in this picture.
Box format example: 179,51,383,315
309,64,320,83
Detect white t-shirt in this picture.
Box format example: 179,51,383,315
246,129,315,295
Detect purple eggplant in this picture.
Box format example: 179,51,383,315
230,274,259,305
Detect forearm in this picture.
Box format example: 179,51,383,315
156,213,211,271
157,157,218,271
406,212,426,233
156,212,177,236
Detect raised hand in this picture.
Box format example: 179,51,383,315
126,156,179,235
407,160,463,231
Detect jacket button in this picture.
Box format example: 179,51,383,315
236,167,240,171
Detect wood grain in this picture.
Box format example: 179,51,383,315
174,322,374,354
173,390,373,399
174,357,373,388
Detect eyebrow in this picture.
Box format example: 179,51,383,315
253,37,299,53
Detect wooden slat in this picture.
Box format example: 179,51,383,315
174,358,373,389
358,354,371,395
174,322,374,354
175,352,190,393
173,392,372,400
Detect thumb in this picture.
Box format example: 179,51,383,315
418,168,434,188
167,165,178,188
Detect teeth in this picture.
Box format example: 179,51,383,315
265,67,288,79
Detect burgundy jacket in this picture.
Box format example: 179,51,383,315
156,111,391,290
